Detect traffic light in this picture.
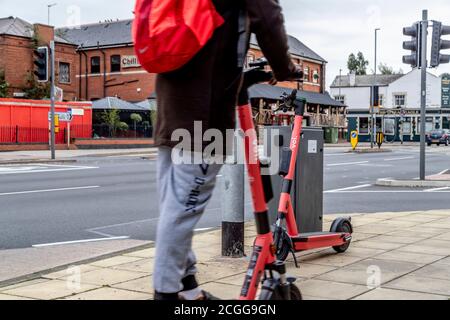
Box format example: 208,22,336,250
372,86,380,107
430,21,450,68
402,23,421,68
33,46,49,82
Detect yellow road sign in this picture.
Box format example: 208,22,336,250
350,131,359,150
376,132,384,148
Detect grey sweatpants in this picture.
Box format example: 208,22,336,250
153,147,222,293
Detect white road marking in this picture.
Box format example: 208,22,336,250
32,236,130,248
384,156,415,161
327,190,450,194
327,161,369,167
358,164,393,168
0,186,100,197
424,187,450,192
86,218,159,237
325,184,371,193
0,164,98,175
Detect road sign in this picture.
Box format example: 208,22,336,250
442,74,450,108
350,131,359,150
376,132,384,149
48,112,72,122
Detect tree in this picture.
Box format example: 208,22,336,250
150,110,157,138
378,63,404,75
101,108,122,137
347,52,369,75
22,72,50,99
0,70,9,98
130,113,143,137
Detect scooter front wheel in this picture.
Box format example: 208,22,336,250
260,283,303,300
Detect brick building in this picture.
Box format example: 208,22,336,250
57,20,156,102
0,17,79,101
248,34,327,93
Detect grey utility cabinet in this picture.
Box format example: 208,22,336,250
264,126,324,233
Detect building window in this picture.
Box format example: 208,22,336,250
384,118,395,135
400,118,412,135
111,55,121,73
334,95,345,104
359,117,369,134
91,56,100,74
58,62,70,84
394,94,406,107
303,67,309,82
313,70,319,83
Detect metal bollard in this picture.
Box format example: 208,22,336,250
221,160,245,258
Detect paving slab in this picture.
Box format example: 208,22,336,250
0,294,35,300
113,258,154,274
2,279,99,300
300,252,364,267
352,240,406,250
63,287,151,300
353,288,448,300
384,275,450,296
298,279,369,300
373,250,444,265
200,282,243,300
75,268,147,286
90,256,143,268
43,265,102,280
112,276,153,294
317,258,422,286
409,264,450,280
285,263,337,279
368,235,422,245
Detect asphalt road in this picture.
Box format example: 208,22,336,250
1,145,450,252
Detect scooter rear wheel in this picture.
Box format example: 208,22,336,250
332,220,352,253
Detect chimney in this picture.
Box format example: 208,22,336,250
349,71,356,87
33,24,54,46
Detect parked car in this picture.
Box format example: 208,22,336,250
426,129,449,146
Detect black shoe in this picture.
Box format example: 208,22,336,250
200,290,220,300
154,291,180,301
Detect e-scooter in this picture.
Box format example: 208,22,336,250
237,60,302,300
237,59,352,300
271,93,353,263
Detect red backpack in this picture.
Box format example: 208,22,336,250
132,0,224,74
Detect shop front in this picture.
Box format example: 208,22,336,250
347,108,450,143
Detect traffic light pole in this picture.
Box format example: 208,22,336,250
419,10,428,181
50,40,56,160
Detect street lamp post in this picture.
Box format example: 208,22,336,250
47,3,57,25
371,28,380,149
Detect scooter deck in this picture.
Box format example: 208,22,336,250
291,232,350,251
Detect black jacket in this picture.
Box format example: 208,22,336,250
154,0,296,149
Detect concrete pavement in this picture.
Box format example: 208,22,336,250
0,210,449,300
0,148,158,163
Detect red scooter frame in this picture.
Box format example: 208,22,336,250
237,60,352,300
272,99,352,263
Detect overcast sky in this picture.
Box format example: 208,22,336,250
2,0,450,89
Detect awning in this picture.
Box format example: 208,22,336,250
248,84,346,108
135,99,157,111
92,97,148,111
